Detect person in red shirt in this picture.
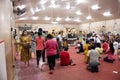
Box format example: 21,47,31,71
35,32,45,68
45,34,58,74
102,40,109,53
60,47,76,66
104,43,115,63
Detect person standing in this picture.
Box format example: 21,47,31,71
35,32,45,68
20,30,31,66
113,40,118,55
45,34,58,74
30,31,36,56
38,28,46,62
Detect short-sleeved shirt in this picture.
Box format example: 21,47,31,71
88,49,99,63
35,37,44,50
45,39,58,56
60,51,70,66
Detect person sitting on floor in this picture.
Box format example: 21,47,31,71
62,38,68,48
76,39,84,53
83,40,90,64
102,40,109,53
87,45,99,72
60,47,76,66
95,43,103,59
104,43,115,63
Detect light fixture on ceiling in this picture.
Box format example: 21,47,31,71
30,8,35,15
75,0,86,4
103,11,112,16
51,21,58,24
65,3,70,10
17,5,26,10
32,16,38,20
40,0,48,5
65,17,71,21
49,4,60,8
86,15,92,20
61,0,68,1
35,8,41,12
91,4,100,10
44,16,51,20
18,17,27,20
73,18,81,22
75,11,82,15
41,4,46,10
56,17,62,21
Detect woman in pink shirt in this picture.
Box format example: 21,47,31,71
102,40,109,53
35,32,45,67
104,43,115,63
45,34,58,74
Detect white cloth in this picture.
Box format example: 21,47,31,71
57,34,62,42
113,41,118,55
95,37,101,43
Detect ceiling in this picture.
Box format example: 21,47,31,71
14,0,120,24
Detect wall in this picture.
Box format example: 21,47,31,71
0,0,14,80
79,18,120,34
0,40,7,80
15,23,79,34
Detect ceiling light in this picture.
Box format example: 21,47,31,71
51,21,58,24
41,4,46,10
40,0,48,5
75,0,86,4
65,17,71,21
32,16,38,20
91,4,100,10
103,11,112,16
73,18,81,22
86,15,92,20
51,0,55,4
17,5,26,10
61,0,67,1
44,16,51,20
30,8,35,15
65,3,70,10
18,17,27,20
49,4,60,8
56,17,62,21
75,11,82,15
35,8,41,12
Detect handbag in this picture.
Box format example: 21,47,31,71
24,44,31,49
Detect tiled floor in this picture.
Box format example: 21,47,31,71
15,47,120,80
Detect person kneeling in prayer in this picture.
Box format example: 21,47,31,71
87,45,99,72
60,47,76,66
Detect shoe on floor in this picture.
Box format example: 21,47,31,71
70,64,76,66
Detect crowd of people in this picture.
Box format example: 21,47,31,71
14,28,120,74
76,32,120,72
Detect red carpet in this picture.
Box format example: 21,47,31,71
16,47,120,80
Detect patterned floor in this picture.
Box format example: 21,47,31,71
15,47,120,80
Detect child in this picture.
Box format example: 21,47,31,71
60,47,76,66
